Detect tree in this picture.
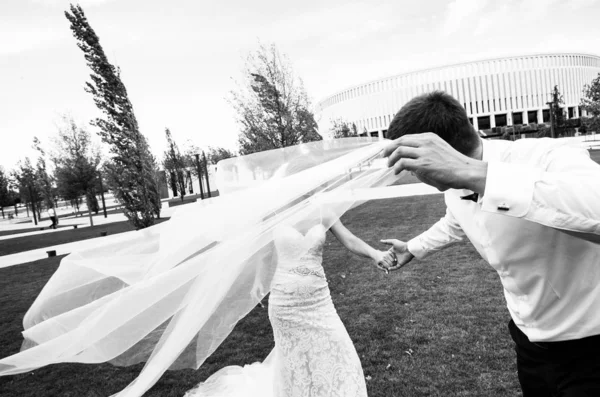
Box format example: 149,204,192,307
162,128,187,201
51,116,100,222
549,85,565,137
32,137,57,211
331,119,358,139
0,167,16,219
12,158,42,223
65,4,161,228
581,72,600,134
182,142,235,170
206,146,235,166
231,43,321,155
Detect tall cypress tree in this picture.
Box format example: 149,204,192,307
162,128,187,201
65,4,161,228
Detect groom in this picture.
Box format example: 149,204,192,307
381,91,600,396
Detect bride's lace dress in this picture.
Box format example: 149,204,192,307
185,224,367,397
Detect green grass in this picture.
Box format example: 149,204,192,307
0,218,170,256
589,148,600,163
0,195,520,396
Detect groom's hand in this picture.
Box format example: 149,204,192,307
383,133,487,194
380,239,414,271
371,250,396,274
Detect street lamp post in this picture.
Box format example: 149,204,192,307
194,153,205,200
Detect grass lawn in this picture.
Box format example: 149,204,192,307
589,148,600,163
0,218,170,256
0,195,520,396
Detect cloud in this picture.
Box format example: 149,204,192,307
443,0,573,38
31,0,117,7
265,2,395,45
442,0,490,36
568,0,598,9
0,24,69,55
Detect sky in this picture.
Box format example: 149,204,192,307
1,0,599,171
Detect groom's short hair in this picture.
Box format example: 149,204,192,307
387,91,479,156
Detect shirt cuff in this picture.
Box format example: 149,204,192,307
407,236,430,260
481,161,543,217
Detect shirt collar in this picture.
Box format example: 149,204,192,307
481,138,490,162
458,138,505,203
453,138,510,201
480,137,511,163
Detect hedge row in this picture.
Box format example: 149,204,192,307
482,118,586,137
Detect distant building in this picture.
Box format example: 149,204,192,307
316,53,600,138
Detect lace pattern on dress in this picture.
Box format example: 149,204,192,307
269,224,367,397
289,266,326,279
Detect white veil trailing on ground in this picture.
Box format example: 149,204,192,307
0,137,409,397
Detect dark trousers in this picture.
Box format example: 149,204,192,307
508,319,600,397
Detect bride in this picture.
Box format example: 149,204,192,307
185,210,396,397
0,138,402,397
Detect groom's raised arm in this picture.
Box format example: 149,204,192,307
481,145,600,244
407,207,466,259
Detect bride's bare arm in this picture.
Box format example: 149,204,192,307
328,219,395,272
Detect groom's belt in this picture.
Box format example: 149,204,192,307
510,320,600,352
531,333,600,351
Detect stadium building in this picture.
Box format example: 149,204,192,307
316,53,600,139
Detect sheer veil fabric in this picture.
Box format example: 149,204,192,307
0,138,407,396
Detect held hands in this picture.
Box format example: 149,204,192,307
380,239,414,272
383,133,487,194
372,250,397,274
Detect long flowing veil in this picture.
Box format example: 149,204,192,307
0,137,410,396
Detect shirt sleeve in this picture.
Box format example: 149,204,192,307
407,207,466,259
481,145,600,243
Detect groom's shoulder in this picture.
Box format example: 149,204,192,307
508,138,585,163
511,137,564,151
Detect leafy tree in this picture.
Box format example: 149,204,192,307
206,146,236,165
65,4,161,228
12,158,42,221
581,72,600,134
178,142,235,197
148,153,163,213
32,137,57,211
0,167,17,219
549,85,565,137
331,119,358,139
51,116,100,220
162,128,187,201
231,43,321,155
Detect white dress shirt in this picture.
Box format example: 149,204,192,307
407,138,600,342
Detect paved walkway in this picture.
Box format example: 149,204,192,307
0,213,130,241
0,198,176,240
0,183,440,269
0,232,136,268
0,205,178,269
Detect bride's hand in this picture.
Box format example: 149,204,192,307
372,250,396,274
380,239,414,271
